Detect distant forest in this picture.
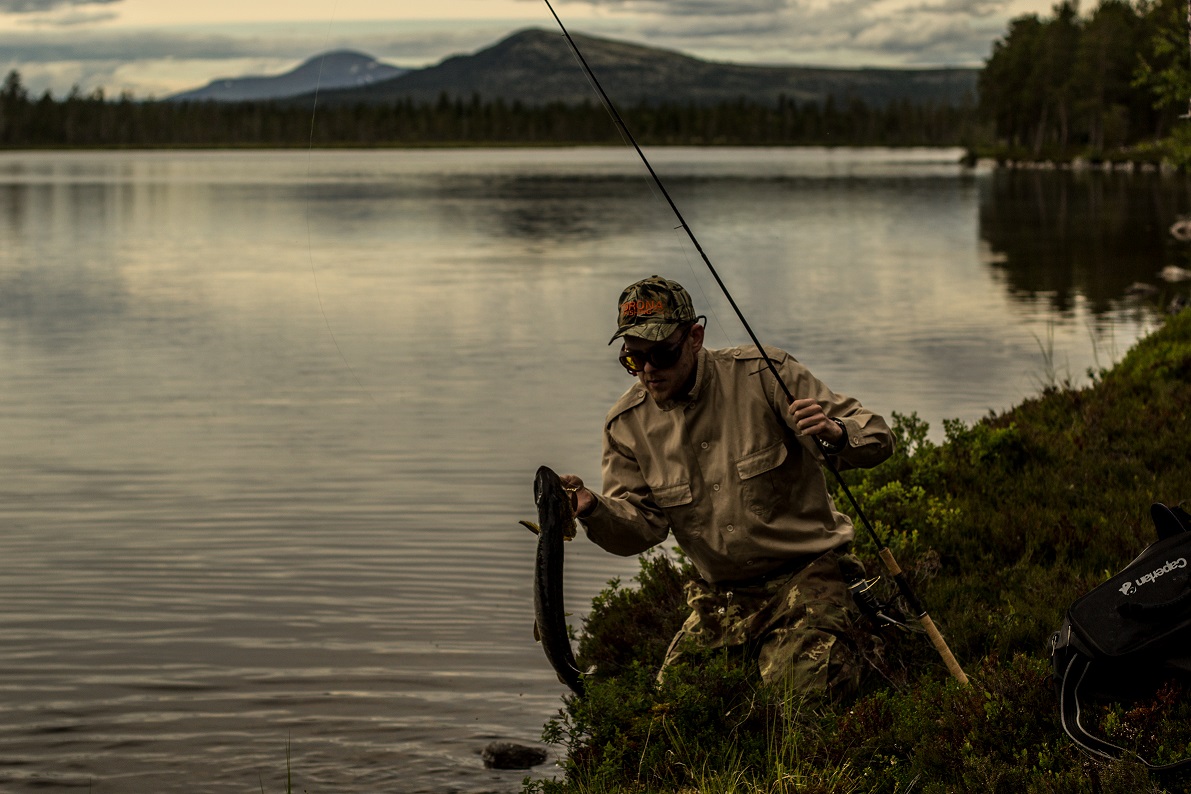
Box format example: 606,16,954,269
0,0,1189,152
0,75,974,148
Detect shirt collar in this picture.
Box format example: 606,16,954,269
654,347,709,412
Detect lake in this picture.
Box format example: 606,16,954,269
0,147,1185,792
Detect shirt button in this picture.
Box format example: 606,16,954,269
726,524,734,532
713,483,721,492
700,441,709,450
732,349,741,357
745,559,754,566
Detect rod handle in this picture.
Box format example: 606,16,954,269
878,546,902,575
918,612,970,685
877,547,970,685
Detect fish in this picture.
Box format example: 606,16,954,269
519,465,584,696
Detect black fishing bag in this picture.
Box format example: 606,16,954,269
1050,503,1191,771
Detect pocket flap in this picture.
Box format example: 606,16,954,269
652,482,694,508
735,441,787,480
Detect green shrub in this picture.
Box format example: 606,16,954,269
531,308,1191,794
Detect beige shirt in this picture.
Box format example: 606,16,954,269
581,345,894,584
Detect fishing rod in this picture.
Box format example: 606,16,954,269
542,0,969,686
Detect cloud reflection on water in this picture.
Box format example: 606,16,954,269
0,147,1175,793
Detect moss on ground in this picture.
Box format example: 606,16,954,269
526,308,1191,794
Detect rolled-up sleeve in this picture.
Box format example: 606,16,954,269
580,428,670,556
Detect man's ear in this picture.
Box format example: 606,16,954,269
690,323,705,353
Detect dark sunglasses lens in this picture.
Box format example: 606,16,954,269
619,341,681,374
650,344,682,369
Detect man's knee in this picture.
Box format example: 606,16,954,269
758,626,861,701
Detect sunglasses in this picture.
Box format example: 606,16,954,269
618,325,693,375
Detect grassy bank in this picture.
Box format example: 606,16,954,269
529,307,1191,794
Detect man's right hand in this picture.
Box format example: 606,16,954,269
559,474,596,517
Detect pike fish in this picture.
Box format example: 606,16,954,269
519,465,584,696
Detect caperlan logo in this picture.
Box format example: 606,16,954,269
1121,557,1187,596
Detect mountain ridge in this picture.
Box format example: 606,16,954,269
168,50,408,102
173,29,979,108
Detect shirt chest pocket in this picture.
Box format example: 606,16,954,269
735,440,789,521
652,481,694,510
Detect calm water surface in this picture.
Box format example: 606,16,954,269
0,148,1186,792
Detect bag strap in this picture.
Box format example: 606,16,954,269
1151,503,1191,541
1059,655,1191,772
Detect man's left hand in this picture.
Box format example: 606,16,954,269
558,473,596,517
788,398,844,444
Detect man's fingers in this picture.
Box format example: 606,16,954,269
799,419,828,436
558,474,590,513
788,398,828,435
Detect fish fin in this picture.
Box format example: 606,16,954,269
533,620,540,643
564,518,578,541
519,520,541,535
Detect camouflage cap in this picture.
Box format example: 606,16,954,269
609,275,697,345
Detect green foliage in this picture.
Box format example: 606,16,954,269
1134,0,1191,117
978,0,1187,160
1139,123,1191,170
533,307,1191,793
538,646,886,794
577,550,690,677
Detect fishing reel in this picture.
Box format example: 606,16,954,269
848,576,914,633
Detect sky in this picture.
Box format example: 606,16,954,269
1,0,1059,99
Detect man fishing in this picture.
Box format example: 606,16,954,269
562,275,895,700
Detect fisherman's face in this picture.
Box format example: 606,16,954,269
623,323,704,403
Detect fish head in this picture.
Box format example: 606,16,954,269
533,465,552,507
533,465,574,522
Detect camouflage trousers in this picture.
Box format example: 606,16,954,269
660,548,866,699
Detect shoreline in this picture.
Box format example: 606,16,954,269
0,141,969,153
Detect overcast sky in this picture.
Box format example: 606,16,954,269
2,0,1057,98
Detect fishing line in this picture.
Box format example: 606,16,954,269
556,33,734,345
305,3,378,405
542,0,969,685
543,0,781,382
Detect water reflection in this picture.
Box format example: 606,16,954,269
0,183,133,349
978,169,1191,313
0,148,1176,794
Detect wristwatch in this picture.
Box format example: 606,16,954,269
820,418,848,454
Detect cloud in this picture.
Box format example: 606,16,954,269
562,0,1001,66
1,1,1005,98
24,9,118,26
0,0,119,13
908,0,1010,18
579,0,791,13
0,24,510,65
0,22,522,97
0,31,273,62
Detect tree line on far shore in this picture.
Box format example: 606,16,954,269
980,0,1190,159
0,73,975,148
1,0,1190,154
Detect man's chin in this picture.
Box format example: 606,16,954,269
645,383,672,401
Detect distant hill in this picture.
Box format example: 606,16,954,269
168,50,408,102
308,29,978,109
